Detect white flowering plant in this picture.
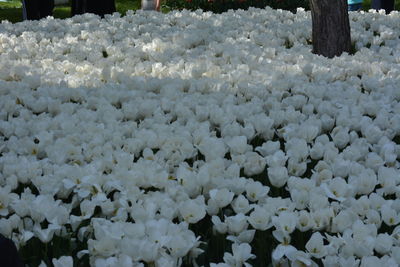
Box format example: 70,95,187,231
0,7,400,267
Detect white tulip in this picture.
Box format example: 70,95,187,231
381,204,400,226
310,142,325,160
331,126,350,149
209,188,235,209
374,233,393,255
223,243,255,267
231,195,252,215
245,181,269,202
287,159,307,177
226,136,251,155
211,216,228,234
52,256,73,267
268,166,289,188
266,150,288,167
225,213,248,234
255,141,280,157
273,211,298,234
179,196,206,224
243,151,266,176
305,232,327,258
227,229,256,244
248,206,272,231
297,210,315,232
197,137,227,162
331,209,356,233
290,189,309,210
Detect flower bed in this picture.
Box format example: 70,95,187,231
0,7,400,267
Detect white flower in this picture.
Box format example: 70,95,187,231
378,166,399,194
287,250,315,267
225,213,248,234
391,247,400,265
369,192,386,210
287,159,307,176
374,233,393,255
311,208,332,230
52,256,73,267
197,137,227,162
255,141,280,157
231,195,252,214
308,192,329,211
210,263,230,267
267,166,289,188
34,223,62,243
290,189,309,210
247,114,274,140
179,196,206,224
348,168,377,195
0,186,18,217
320,114,335,132
381,204,400,226
321,177,348,202
138,239,160,262
311,168,333,185
310,142,325,160
245,181,269,202
248,206,272,231
211,216,228,234
380,141,397,164
166,231,198,258
273,211,297,234
331,158,351,178
285,138,309,162
206,199,221,216
209,188,235,209
365,209,382,229
266,150,288,167
297,210,315,232
360,256,382,267
0,218,13,237
352,221,377,250
331,209,357,233
243,151,266,176
272,243,297,263
223,243,255,267
226,136,251,155
323,256,359,267
331,126,350,149
305,232,327,258
299,124,320,143
362,124,383,144
227,229,256,244
365,152,384,172
221,122,242,138
155,255,181,267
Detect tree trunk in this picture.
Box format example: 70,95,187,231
309,0,351,58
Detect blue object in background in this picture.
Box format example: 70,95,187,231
348,0,363,11
348,3,363,10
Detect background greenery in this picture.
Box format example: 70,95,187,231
0,0,399,23
0,0,141,23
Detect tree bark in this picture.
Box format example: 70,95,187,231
309,0,351,58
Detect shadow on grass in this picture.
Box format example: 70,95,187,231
0,7,22,23
0,5,71,23
0,0,142,23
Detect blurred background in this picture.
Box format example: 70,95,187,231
0,0,397,23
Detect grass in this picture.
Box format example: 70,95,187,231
0,0,141,23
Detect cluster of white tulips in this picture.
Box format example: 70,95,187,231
0,6,399,267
